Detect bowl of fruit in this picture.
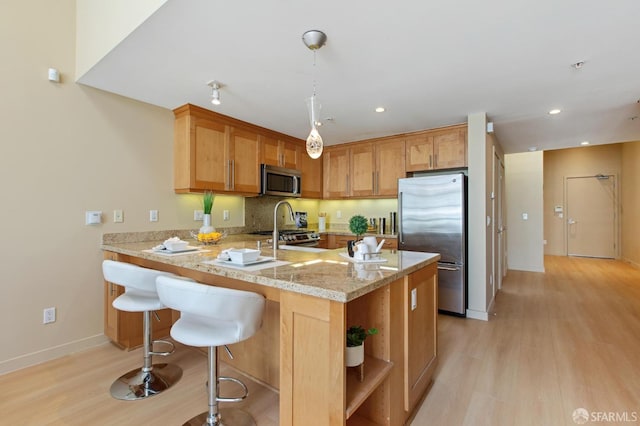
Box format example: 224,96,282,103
190,230,227,245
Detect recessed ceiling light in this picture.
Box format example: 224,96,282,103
375,107,386,113
580,141,590,146
528,147,537,152
549,109,561,115
571,61,585,69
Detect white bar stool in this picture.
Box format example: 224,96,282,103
156,276,265,426
102,260,184,401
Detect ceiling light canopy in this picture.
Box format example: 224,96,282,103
207,80,222,105
375,107,386,113
581,141,590,146
302,30,327,159
548,109,561,115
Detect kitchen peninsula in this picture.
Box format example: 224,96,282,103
101,231,439,425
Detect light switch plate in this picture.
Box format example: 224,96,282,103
411,288,417,311
149,210,158,222
113,210,123,223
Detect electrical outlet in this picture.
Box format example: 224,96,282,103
149,210,158,222
336,210,342,219
113,210,124,223
223,210,230,221
43,307,56,324
194,210,204,221
411,288,417,311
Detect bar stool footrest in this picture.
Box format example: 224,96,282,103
150,339,175,356
216,376,249,402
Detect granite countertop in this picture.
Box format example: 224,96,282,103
101,231,438,303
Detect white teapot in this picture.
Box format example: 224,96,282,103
353,241,371,261
362,236,386,254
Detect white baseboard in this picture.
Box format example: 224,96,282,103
466,309,489,321
0,334,109,376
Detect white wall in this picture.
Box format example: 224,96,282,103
504,152,544,272
0,0,225,374
75,0,168,78
466,113,489,320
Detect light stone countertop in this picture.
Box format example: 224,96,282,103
101,231,438,303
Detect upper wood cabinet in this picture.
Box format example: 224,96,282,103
262,136,298,169
299,150,323,199
229,127,261,194
173,104,308,195
406,124,467,172
323,138,405,199
323,146,351,198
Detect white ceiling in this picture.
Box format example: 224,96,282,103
78,0,640,154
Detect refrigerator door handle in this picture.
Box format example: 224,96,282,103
398,192,403,244
438,265,461,272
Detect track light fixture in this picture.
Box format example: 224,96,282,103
207,80,222,105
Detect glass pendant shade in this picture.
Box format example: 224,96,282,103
305,95,323,159
306,128,323,159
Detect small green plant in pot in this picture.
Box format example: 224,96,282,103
346,325,378,368
347,215,369,257
203,191,214,215
200,191,215,234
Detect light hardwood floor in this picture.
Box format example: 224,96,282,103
1,256,639,425
411,256,640,426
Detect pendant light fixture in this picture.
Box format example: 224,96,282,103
302,30,327,159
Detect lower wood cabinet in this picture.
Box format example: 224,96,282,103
103,253,175,350
325,234,398,250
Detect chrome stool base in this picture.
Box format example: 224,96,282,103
110,363,182,401
183,408,255,426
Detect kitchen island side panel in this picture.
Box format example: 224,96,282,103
280,291,346,426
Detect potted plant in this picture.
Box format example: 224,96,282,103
200,191,215,234
347,215,368,257
345,325,378,367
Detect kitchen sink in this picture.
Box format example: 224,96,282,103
278,245,328,253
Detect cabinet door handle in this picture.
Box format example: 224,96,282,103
376,171,380,194
226,160,231,190
435,154,438,167
231,160,235,190
429,154,432,168
372,172,375,193
109,283,115,297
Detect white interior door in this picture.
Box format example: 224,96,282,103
566,175,617,258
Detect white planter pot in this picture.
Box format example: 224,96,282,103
346,344,364,367
200,213,214,234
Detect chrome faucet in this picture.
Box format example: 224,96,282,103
273,200,295,254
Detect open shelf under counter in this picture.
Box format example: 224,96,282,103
346,355,394,420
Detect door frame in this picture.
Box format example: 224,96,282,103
564,173,620,259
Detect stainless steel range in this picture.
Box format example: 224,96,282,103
253,230,320,246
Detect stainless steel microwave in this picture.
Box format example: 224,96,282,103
260,164,301,197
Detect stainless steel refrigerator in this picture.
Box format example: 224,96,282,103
398,173,467,316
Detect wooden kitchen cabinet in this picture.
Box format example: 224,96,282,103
103,252,174,349
299,149,323,198
262,136,298,169
324,138,406,199
375,138,406,196
173,104,302,195
323,146,351,198
326,234,355,249
350,142,375,197
228,127,261,194
406,124,467,172
404,262,438,412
